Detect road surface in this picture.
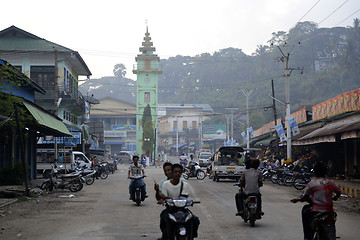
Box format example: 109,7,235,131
1,160,359,240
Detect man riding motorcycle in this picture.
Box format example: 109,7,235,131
235,159,264,216
291,161,341,240
187,154,196,177
128,155,147,199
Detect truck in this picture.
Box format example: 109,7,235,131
37,149,92,178
211,146,245,182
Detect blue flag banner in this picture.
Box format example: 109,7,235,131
241,131,247,143
248,127,255,138
275,123,287,142
288,116,300,136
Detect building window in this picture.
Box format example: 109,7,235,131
192,121,197,129
144,92,150,103
174,121,178,131
183,121,188,130
30,66,54,90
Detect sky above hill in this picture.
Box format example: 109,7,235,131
2,0,359,80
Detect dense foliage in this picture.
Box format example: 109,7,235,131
158,20,360,131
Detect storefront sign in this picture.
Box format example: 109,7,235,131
313,88,360,121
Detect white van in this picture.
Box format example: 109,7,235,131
212,146,245,182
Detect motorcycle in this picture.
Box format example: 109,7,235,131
311,211,337,240
40,164,83,192
242,194,261,227
234,184,262,227
130,174,146,206
293,195,338,240
182,162,206,180
164,197,200,240
75,164,96,185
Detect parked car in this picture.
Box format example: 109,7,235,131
198,152,212,167
118,151,132,163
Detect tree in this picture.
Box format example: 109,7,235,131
142,104,154,155
113,63,126,78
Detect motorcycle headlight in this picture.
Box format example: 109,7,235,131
173,199,187,208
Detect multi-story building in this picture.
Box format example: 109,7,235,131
0,26,91,128
89,97,136,155
158,109,211,154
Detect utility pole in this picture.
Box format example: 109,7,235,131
241,89,254,149
225,108,238,144
225,114,231,141
275,43,303,161
271,79,279,153
54,48,59,160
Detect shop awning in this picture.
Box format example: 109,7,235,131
296,117,360,145
254,136,276,147
23,101,71,136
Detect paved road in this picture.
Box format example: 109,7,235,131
1,160,360,240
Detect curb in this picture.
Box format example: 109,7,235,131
338,185,359,199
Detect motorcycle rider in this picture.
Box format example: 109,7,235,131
128,155,147,199
235,159,263,216
291,161,341,240
154,162,188,240
160,163,200,239
188,154,196,176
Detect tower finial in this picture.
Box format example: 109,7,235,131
145,19,148,33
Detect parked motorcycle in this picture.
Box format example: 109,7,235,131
182,162,206,180
130,174,146,206
40,164,83,192
293,171,313,190
75,164,96,185
164,197,200,240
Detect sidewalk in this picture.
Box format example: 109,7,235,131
331,178,360,198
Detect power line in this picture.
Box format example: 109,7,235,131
318,0,349,25
296,0,322,25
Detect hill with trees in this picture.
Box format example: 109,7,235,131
80,20,360,135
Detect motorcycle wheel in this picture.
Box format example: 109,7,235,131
183,173,189,180
293,178,307,190
196,170,206,180
69,179,83,192
100,171,108,179
135,190,141,206
270,174,278,184
85,176,95,185
250,215,255,227
40,181,53,192
284,176,294,186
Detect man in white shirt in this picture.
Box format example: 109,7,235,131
128,155,147,199
160,164,199,239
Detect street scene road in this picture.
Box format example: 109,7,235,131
1,157,360,240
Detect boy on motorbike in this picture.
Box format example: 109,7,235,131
160,164,199,239
291,161,341,240
235,159,263,216
128,155,147,199
154,162,188,240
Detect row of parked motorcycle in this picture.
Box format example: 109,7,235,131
40,160,119,192
262,164,314,190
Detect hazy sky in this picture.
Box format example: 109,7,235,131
2,0,359,80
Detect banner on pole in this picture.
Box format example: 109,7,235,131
288,116,300,136
275,123,287,142
248,127,255,138
241,131,247,143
